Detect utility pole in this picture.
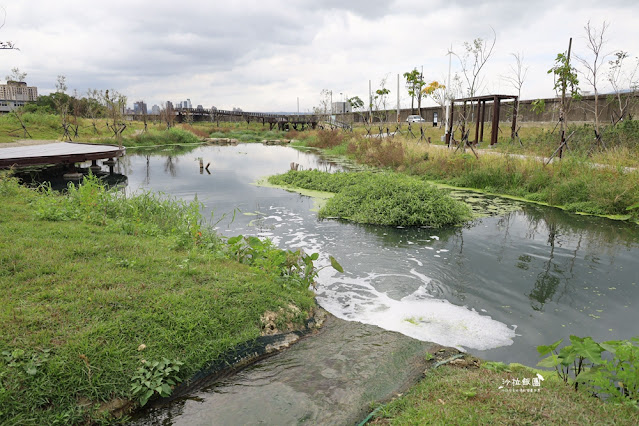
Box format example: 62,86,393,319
330,90,333,115
369,79,372,124
419,65,424,117
445,44,453,138
397,73,400,123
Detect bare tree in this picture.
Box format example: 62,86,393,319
160,101,175,129
5,66,26,81
502,52,529,138
313,89,332,123
0,7,18,50
575,20,610,145
102,89,128,147
454,28,497,98
453,28,497,134
69,89,82,139
607,51,639,123
53,75,73,141
86,88,103,134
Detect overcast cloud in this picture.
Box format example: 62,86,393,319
2,0,639,112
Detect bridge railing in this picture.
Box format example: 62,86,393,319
174,108,319,122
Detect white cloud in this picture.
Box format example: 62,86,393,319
2,0,638,111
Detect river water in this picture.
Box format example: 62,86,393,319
117,143,639,423
116,143,639,365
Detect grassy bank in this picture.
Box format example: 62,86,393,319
0,175,316,424
292,128,639,222
348,120,639,168
0,111,298,147
0,112,145,143
367,354,639,425
268,170,471,227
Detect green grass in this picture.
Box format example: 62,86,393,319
0,111,300,150
291,129,639,221
0,112,144,143
0,175,315,424
268,170,472,227
207,128,289,142
402,145,639,220
93,127,203,149
371,357,639,425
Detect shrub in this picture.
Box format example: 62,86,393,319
269,170,471,227
309,129,345,148
179,123,209,138
320,172,471,227
347,137,405,168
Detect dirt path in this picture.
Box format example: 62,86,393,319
0,139,60,148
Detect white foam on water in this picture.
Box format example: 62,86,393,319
260,207,516,352
407,258,423,267
316,268,515,351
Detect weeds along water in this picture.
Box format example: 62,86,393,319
292,127,639,222
0,172,325,424
268,170,472,227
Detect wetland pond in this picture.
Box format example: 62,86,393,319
116,143,639,423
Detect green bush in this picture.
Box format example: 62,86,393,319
270,170,471,227
538,336,639,406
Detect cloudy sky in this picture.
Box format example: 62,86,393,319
2,0,639,112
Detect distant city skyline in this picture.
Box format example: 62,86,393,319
3,1,639,112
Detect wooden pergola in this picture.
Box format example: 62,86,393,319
446,94,518,147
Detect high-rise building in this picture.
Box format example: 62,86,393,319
331,101,351,114
133,101,148,115
0,81,38,102
151,105,161,115
0,81,38,112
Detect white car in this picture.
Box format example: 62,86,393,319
406,115,425,123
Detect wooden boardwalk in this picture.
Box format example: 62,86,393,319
0,142,125,168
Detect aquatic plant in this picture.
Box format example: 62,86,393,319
269,170,471,227
225,235,343,289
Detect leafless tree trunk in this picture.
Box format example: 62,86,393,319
502,52,528,137
102,89,128,147
607,51,639,124
454,28,497,99
453,28,497,128
160,102,175,129
86,89,103,134
0,8,19,50
576,20,610,142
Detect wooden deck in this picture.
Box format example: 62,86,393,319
0,142,125,168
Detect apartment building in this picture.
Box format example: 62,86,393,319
0,81,38,112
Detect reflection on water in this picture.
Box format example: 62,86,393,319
119,143,639,367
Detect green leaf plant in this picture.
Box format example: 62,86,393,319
537,336,638,406
224,235,343,289
130,358,184,407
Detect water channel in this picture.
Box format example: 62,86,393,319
115,143,639,424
